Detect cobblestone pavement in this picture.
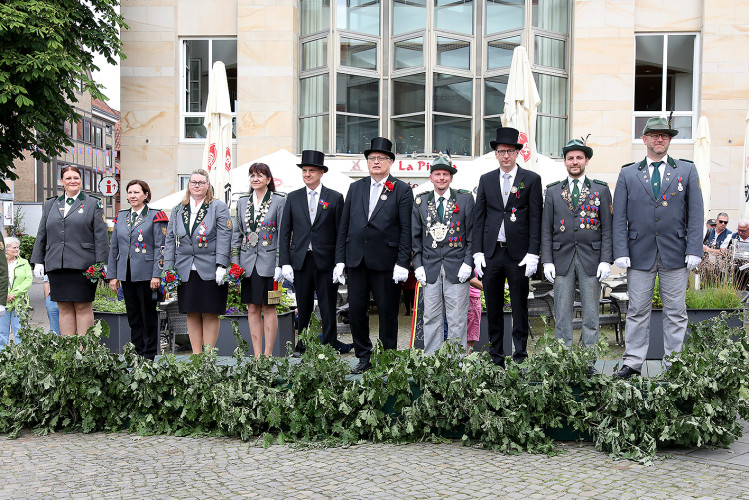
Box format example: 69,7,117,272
1,424,749,500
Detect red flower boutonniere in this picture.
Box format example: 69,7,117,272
319,199,330,210
384,180,395,192
515,182,526,198
225,263,246,288
453,204,460,214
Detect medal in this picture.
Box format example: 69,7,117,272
511,186,518,194
138,230,143,242
135,243,140,253
143,243,147,252
449,222,455,235
662,194,668,207
416,197,422,205
248,232,259,247
449,237,453,248
580,209,585,217
560,219,565,232
380,194,387,201
456,221,460,232
272,222,277,232
78,207,84,214
580,218,585,229
263,235,268,246
428,222,449,242
510,208,517,222
678,177,683,192
432,240,438,249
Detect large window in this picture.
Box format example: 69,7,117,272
634,33,698,140
181,38,238,141
299,0,570,157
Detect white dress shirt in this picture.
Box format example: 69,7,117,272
63,191,81,217
498,165,518,242
189,197,204,271
646,156,668,184
307,186,320,251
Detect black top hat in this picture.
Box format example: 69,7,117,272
297,150,328,172
489,127,523,150
364,137,395,160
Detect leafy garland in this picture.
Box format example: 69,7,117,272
0,314,746,465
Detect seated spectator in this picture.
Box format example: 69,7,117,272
703,213,731,256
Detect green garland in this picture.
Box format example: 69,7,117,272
0,314,746,465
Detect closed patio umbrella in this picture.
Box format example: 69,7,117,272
742,108,749,219
693,116,711,219
501,46,541,171
201,61,233,204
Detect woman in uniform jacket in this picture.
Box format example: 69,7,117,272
0,237,32,347
231,162,286,357
108,180,169,360
31,166,109,336
164,169,232,354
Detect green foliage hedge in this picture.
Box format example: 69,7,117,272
0,316,747,464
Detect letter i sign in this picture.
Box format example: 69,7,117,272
98,176,119,197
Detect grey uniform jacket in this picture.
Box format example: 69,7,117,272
613,156,703,270
541,178,613,276
231,192,286,277
108,206,169,282
31,192,109,271
163,199,232,281
412,189,475,284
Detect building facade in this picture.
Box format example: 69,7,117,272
120,0,749,220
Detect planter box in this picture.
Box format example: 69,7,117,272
216,311,295,357
95,311,132,354
476,311,513,355
645,308,744,359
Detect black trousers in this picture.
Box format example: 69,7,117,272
294,251,341,352
122,263,160,360
483,246,529,365
347,264,400,360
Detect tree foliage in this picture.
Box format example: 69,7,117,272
0,1,127,191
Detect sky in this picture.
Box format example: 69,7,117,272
92,52,121,111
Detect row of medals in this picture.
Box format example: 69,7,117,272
245,199,273,247
132,214,145,252
562,194,601,232
419,196,461,249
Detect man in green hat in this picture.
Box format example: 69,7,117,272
412,153,474,354
541,139,612,370
612,117,704,379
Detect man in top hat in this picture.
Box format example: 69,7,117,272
541,139,612,364
412,153,475,354
279,150,352,356
612,117,703,378
473,127,543,367
335,137,413,374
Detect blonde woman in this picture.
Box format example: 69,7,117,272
0,237,32,347
164,169,232,353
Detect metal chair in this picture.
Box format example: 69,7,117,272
164,300,189,353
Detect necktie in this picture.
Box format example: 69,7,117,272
66,197,74,206
651,161,662,197
437,196,445,222
572,179,580,209
309,190,317,222
502,173,511,205
369,182,380,218
132,212,138,224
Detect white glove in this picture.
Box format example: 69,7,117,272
685,254,702,271
0,305,5,318
103,265,108,277
34,264,45,279
457,263,472,283
518,254,539,278
274,266,284,283
215,267,227,285
333,263,346,285
614,256,631,269
473,252,486,278
543,263,556,283
414,266,427,286
393,264,409,284
281,265,294,283
596,262,611,282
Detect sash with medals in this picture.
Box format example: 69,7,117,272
421,190,456,249
244,190,272,247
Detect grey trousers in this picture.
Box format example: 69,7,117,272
623,252,689,371
553,251,600,348
423,265,470,354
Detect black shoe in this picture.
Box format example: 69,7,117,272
492,358,506,369
350,359,372,375
613,365,640,379
291,350,303,358
337,343,354,354
587,365,598,376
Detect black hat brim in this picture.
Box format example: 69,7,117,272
490,140,523,151
296,163,328,172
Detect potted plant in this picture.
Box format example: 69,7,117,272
476,287,513,354
92,283,130,353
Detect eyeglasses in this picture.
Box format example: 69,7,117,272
367,155,391,162
646,133,672,140
495,149,517,157
189,181,208,186
717,220,728,224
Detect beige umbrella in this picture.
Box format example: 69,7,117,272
742,108,749,219
501,46,541,170
201,61,233,204
693,116,711,218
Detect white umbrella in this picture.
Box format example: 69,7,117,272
201,61,233,204
742,108,749,219
149,189,186,211
501,46,541,171
693,116,711,219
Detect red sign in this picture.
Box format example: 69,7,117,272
518,132,531,162
224,146,232,172
207,143,217,170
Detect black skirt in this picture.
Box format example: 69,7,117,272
177,270,229,315
240,268,275,306
48,269,97,303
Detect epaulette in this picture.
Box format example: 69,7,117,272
152,210,169,223
592,179,608,186
679,158,694,163
273,192,286,197
88,194,101,200
457,189,471,195
546,180,561,188
621,162,635,168
46,195,57,201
